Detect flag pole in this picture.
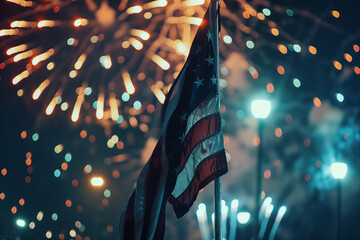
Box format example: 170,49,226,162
210,0,222,240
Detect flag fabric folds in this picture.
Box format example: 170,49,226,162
119,3,228,239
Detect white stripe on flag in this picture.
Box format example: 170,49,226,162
171,131,224,198
185,95,220,136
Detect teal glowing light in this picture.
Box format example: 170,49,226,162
223,35,232,44
133,101,142,110
67,38,75,46
293,44,301,53
336,93,344,102
56,96,62,104
122,92,130,102
236,110,245,119
248,66,256,74
65,153,72,162
54,169,61,178
32,133,39,141
104,189,111,198
84,87,92,96
93,101,97,109
16,219,26,228
51,213,58,221
286,9,294,16
246,40,255,49
116,115,124,123
293,78,301,88
262,8,271,16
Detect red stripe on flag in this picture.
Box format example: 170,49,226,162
169,150,228,218
179,113,221,171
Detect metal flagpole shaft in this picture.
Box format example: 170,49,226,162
337,182,341,240
255,120,264,240
211,0,221,240
215,177,222,240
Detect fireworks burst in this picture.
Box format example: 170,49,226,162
0,0,206,130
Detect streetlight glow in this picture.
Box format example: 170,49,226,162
331,162,348,179
16,218,26,228
91,176,104,187
237,212,251,224
251,100,271,119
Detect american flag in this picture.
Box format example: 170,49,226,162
119,3,228,239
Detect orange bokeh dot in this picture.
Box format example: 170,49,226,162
0,193,5,200
277,65,285,75
251,70,259,79
107,225,114,233
59,233,65,240
278,44,287,54
331,10,340,18
333,61,342,70
26,158,32,166
20,131,27,139
27,166,33,174
147,104,155,113
139,123,149,133
264,169,271,179
19,198,25,206
313,97,321,107
271,28,279,36
261,191,265,199
98,34,104,41
61,162,68,171
115,141,123,151
0,63,5,69
354,66,360,75
129,117,138,127
344,53,352,62
26,152,32,158
112,170,120,179
354,44,360,52
89,135,96,143
65,199,72,207
25,176,31,183
257,13,265,20
242,11,250,19
11,206,17,214
253,137,260,146
80,130,87,139
266,83,274,93
308,45,317,55
1,168,7,176
275,128,282,137
77,205,83,212
85,116,92,124
72,179,79,187
273,159,280,167
102,198,109,206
